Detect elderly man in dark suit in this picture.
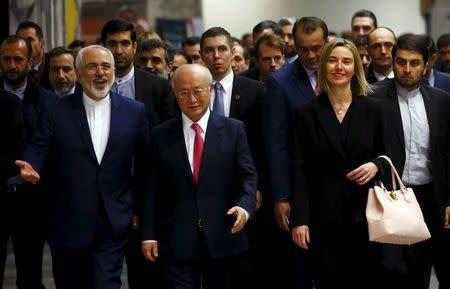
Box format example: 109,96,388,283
198,26,267,288
16,45,150,289
141,64,257,289
101,19,176,289
370,34,450,289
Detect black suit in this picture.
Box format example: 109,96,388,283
370,79,450,289
291,94,389,289
222,75,271,289
0,89,26,288
142,113,257,289
134,66,176,127
0,77,54,289
126,67,176,289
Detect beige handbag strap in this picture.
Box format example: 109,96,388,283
377,155,406,191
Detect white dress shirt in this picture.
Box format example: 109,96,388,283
4,82,27,100
303,64,318,91
82,93,111,164
211,71,234,117
396,85,432,185
182,110,209,172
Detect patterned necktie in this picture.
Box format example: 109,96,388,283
191,123,204,184
213,82,225,115
314,70,321,96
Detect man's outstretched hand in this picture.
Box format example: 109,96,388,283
15,160,40,183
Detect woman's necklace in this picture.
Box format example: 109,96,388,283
329,95,351,117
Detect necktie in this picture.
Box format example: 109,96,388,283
314,70,320,96
213,82,225,115
191,123,204,184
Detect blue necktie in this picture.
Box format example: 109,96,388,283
213,82,224,116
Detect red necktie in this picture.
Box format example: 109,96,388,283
191,123,204,184
314,70,320,96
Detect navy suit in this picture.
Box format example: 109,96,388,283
432,69,450,93
262,58,315,289
141,113,256,289
22,91,150,289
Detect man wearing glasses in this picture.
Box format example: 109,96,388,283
263,16,328,289
141,64,257,289
15,45,150,289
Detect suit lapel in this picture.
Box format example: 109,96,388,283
229,77,240,118
388,82,406,151
134,67,145,103
197,113,223,184
172,116,196,184
314,95,346,159
100,93,120,165
71,93,97,162
421,85,438,150
291,61,316,100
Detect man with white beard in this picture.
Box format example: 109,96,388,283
15,45,150,289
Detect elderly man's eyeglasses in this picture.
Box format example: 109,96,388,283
177,88,209,99
86,63,113,72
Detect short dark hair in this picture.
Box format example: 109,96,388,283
67,39,85,50
166,47,186,63
0,35,33,59
353,35,369,47
231,37,242,46
16,21,44,40
47,46,75,65
138,39,170,63
351,9,378,28
101,19,136,44
422,35,437,55
278,18,295,27
392,34,429,63
254,33,285,59
182,36,201,48
292,17,328,45
436,33,450,50
252,20,284,39
200,27,233,50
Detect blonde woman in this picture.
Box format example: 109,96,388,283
290,38,389,289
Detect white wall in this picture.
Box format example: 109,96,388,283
202,0,425,39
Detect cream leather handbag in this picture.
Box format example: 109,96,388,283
366,155,431,245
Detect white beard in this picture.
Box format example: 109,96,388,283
83,76,114,99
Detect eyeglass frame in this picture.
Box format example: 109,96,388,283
176,87,211,99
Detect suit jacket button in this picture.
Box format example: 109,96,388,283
197,218,203,228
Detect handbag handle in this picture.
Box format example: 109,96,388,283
376,155,406,191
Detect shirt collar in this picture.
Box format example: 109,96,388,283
82,92,111,107
213,70,234,93
396,81,420,99
427,69,435,87
33,60,42,72
4,82,27,100
374,70,394,81
55,85,76,97
115,66,134,84
302,64,317,78
182,109,210,134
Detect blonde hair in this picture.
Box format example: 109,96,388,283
318,38,373,96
